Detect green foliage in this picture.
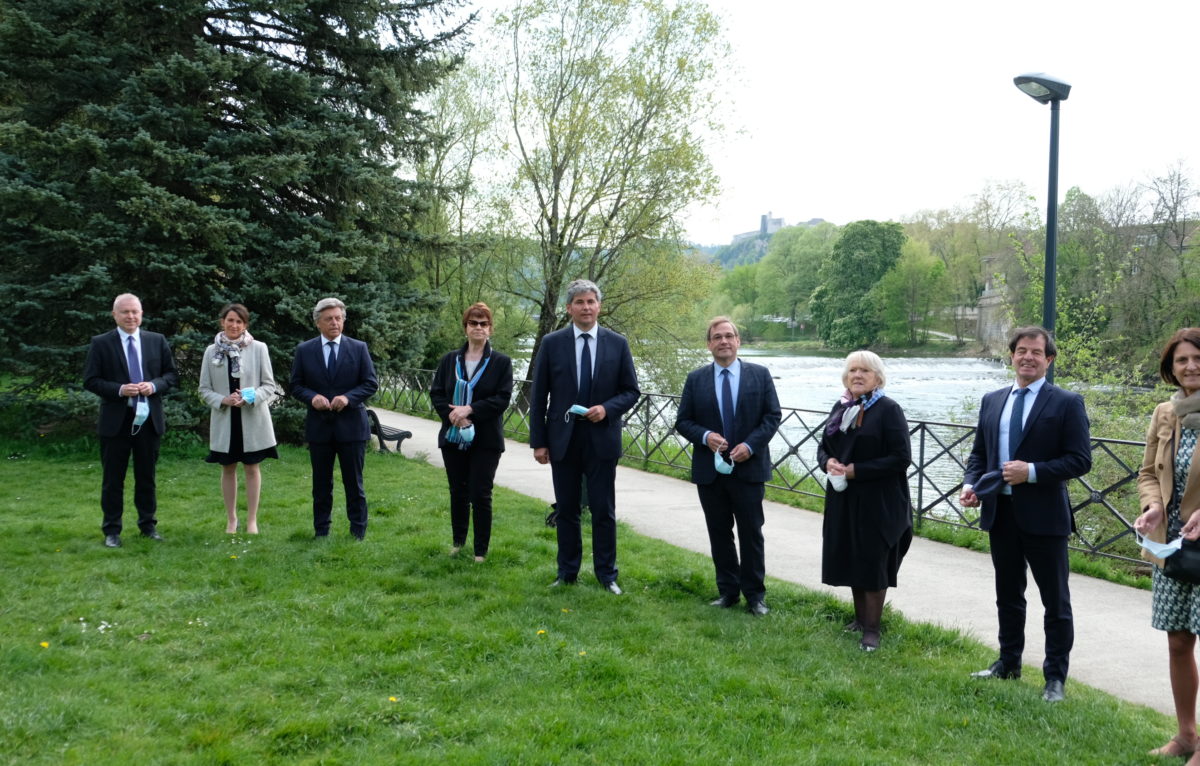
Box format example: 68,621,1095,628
810,220,905,347
0,0,469,388
754,222,839,322
0,445,1172,763
873,239,949,346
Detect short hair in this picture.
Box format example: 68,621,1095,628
842,349,887,389
462,302,493,328
112,293,141,311
312,297,346,323
706,316,739,341
565,279,602,304
219,302,250,326
1159,328,1200,387
1008,325,1056,358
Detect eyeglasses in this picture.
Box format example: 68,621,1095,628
466,320,490,328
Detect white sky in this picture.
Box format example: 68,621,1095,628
681,0,1199,244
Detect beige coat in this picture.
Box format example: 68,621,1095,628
1137,400,1200,565
198,340,278,453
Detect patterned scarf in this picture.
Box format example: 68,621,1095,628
824,387,886,437
446,345,492,450
212,330,254,379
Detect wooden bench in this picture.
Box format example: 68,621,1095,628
367,409,412,454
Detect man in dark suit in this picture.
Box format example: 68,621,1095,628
83,293,179,548
290,297,378,540
960,326,1092,702
529,279,640,593
675,317,781,615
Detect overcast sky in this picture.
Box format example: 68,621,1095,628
680,0,1199,244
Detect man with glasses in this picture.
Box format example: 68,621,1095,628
84,293,179,548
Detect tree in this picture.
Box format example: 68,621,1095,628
873,239,948,346
810,220,905,348
0,0,470,389
754,222,839,324
491,0,726,365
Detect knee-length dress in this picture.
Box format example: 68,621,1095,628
1151,428,1200,633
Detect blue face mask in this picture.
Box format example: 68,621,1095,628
241,387,256,405
458,425,475,444
133,400,150,427
713,450,733,475
1137,534,1183,558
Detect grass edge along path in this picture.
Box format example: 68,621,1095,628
0,443,1175,765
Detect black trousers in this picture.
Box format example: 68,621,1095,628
697,476,766,602
441,446,502,556
989,495,1073,682
98,409,161,536
309,440,368,536
550,425,618,584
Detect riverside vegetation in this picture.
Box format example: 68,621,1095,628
0,437,1179,764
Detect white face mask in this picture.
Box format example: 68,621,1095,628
713,450,733,475
828,473,848,492
1137,534,1183,558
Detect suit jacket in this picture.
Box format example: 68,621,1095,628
289,335,378,444
430,342,514,451
198,340,279,453
964,380,1092,536
83,329,179,436
675,360,781,485
1137,400,1200,564
528,325,640,462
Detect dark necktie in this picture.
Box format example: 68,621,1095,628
578,333,592,406
326,341,338,375
126,336,143,405
1007,387,1028,462
721,368,736,443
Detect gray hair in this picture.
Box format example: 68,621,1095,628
841,349,887,389
112,293,141,311
312,297,346,322
565,279,602,304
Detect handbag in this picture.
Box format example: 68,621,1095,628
1164,539,1200,585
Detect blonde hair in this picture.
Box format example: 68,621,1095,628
841,349,886,389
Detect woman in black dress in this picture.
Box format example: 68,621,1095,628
817,349,912,651
430,303,514,561
198,304,279,534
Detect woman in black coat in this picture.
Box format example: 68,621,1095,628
430,303,514,561
817,349,913,652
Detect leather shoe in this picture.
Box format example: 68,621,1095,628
603,581,623,595
1042,679,1065,702
103,534,122,548
709,595,739,608
970,660,1020,680
549,577,577,588
747,601,770,616
140,529,164,542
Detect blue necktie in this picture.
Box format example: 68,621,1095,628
721,368,736,444
126,336,143,406
578,333,592,406
1007,387,1028,462
326,341,338,375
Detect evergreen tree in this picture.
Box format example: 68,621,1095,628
0,0,470,388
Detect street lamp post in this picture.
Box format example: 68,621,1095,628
1013,72,1071,383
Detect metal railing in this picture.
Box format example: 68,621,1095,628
378,370,1147,564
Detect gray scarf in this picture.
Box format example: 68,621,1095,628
1172,389,1200,429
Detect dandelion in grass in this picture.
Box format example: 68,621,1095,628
537,629,546,636
561,608,570,613
230,555,238,559
578,651,586,656
389,697,398,702
39,641,49,648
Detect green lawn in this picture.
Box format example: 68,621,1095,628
0,440,1175,764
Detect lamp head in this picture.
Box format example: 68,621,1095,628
1014,73,1071,104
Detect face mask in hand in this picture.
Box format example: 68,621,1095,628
713,450,733,475
133,399,150,427
1137,534,1183,558
241,387,256,405
827,473,847,492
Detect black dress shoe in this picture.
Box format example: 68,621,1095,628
104,534,122,548
747,601,770,616
549,577,577,588
709,595,739,608
140,529,164,542
1042,679,1065,702
970,660,1020,680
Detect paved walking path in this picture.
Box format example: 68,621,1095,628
373,408,1168,715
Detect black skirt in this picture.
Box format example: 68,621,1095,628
204,365,279,466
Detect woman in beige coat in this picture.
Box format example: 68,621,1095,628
199,304,279,534
1135,327,1200,762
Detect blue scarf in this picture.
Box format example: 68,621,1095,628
446,347,491,450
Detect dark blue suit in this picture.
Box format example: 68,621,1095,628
83,328,178,535
529,325,640,583
675,361,780,602
290,335,378,536
964,380,1091,682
